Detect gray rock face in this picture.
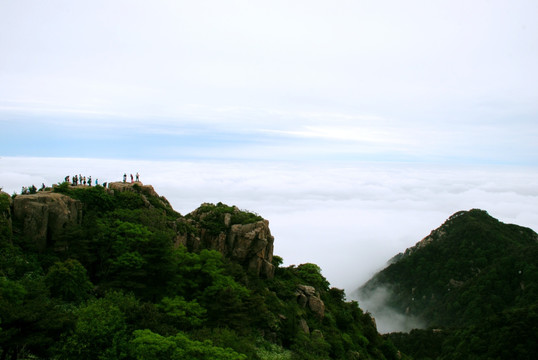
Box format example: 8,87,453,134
12,192,82,250
296,284,325,318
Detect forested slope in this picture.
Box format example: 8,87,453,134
0,182,399,360
359,209,538,359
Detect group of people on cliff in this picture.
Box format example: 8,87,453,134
20,185,38,195
123,172,140,183
65,174,101,187
20,172,141,195
64,172,141,187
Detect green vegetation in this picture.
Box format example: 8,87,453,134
1,183,394,359
188,202,264,235
361,209,538,359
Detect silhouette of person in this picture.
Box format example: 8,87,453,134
88,176,92,187
136,172,140,182
130,174,134,183
123,173,127,183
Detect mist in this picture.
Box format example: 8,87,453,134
352,285,426,334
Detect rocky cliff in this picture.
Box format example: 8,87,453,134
175,203,275,278
12,192,83,250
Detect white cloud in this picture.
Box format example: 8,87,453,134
1,1,537,117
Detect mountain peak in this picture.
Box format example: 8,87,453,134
404,209,493,257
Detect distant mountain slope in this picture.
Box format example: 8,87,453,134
358,209,538,359
360,209,537,327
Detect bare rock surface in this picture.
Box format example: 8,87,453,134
12,192,82,250
296,284,325,318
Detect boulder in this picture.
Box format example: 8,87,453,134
296,284,325,319
12,192,82,250
308,296,325,319
297,284,316,297
296,291,308,308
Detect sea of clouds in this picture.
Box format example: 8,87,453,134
2,156,537,331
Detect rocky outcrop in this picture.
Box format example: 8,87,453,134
109,181,154,196
107,181,174,210
12,192,82,250
177,204,275,278
296,284,325,318
0,191,13,243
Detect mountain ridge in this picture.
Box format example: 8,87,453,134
357,208,538,359
0,181,400,360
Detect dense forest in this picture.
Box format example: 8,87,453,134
359,209,538,359
0,181,400,360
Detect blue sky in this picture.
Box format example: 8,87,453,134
1,1,538,322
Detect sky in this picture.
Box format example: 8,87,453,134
1,1,538,311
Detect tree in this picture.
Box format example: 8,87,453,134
57,295,129,360
130,329,247,360
45,259,93,302
296,263,330,292
0,274,70,359
158,296,206,329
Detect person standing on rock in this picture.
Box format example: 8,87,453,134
88,176,92,187
65,175,70,183
130,174,134,183
123,173,127,183
136,172,140,182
